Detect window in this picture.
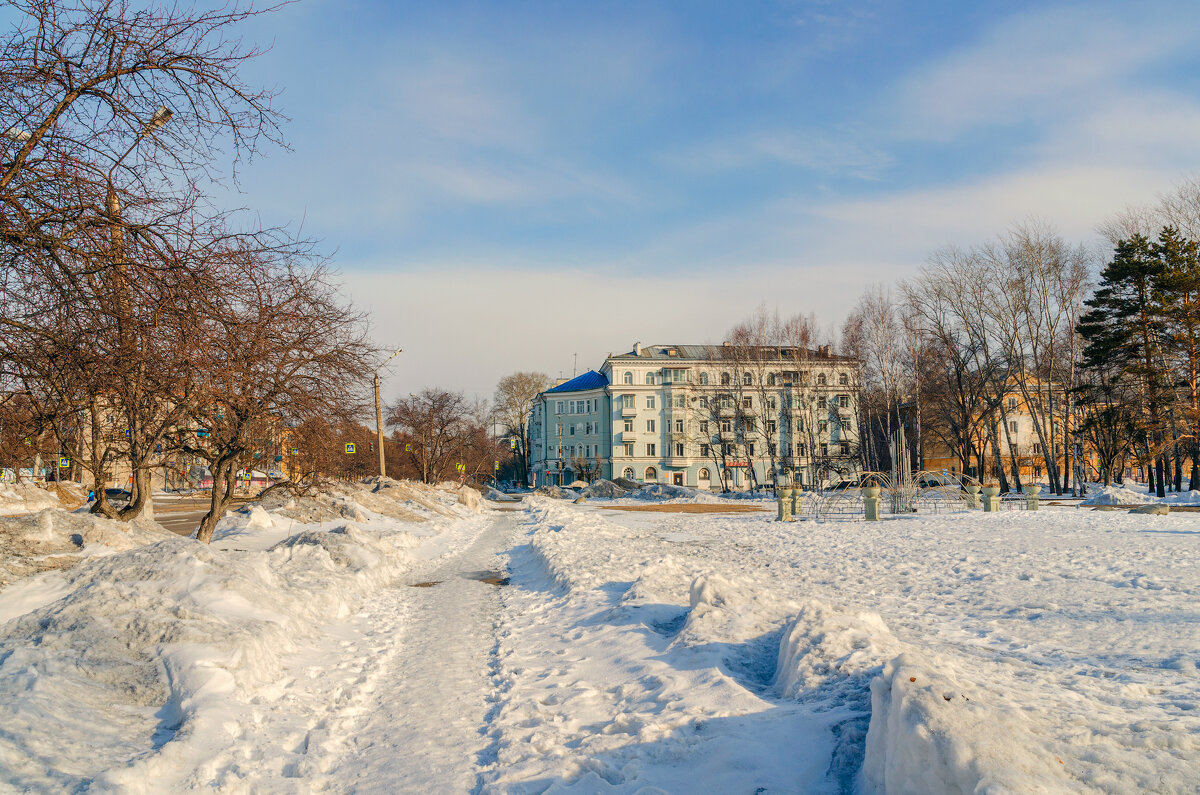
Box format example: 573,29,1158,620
623,371,633,384
665,368,688,383
699,372,709,385
646,372,656,385
556,401,565,413
646,396,655,409
721,419,732,432
674,419,684,433
623,467,635,479
699,467,711,481
796,443,807,457
624,443,634,456
699,421,709,433
748,443,755,456
1007,396,1017,410
700,444,710,457
796,418,805,431
645,444,656,456
674,443,684,456
721,372,731,385
720,396,733,408
569,424,576,436
622,394,635,409
673,394,685,408
839,373,848,385
644,466,657,481
723,443,734,455
767,373,776,386
624,420,634,432
744,418,757,432
817,374,827,386
699,396,709,408
768,443,776,456
766,420,776,433
820,443,828,456
838,395,849,408
1033,442,1042,455
840,442,850,455
743,397,752,409
646,419,656,432
585,422,592,434
767,398,776,410
818,420,828,433
1009,420,1018,434
743,372,753,386
555,423,563,435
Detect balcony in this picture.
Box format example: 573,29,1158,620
718,430,736,442
620,405,637,418
618,431,638,444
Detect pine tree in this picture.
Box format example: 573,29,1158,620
1077,234,1170,497
1156,227,1200,489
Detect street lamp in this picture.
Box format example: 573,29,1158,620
374,348,403,478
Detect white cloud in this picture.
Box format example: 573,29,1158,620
891,3,1200,139
665,128,893,178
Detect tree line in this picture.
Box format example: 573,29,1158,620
841,179,1200,497
0,0,375,541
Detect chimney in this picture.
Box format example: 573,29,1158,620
633,341,642,356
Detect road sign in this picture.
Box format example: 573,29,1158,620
290,447,299,455
345,443,356,454
509,438,516,450
58,457,69,468
405,443,412,452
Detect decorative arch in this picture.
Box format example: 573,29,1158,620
721,372,731,386
743,372,753,386
698,467,711,484
817,373,827,386
622,467,635,479
645,372,656,385
644,466,658,481
839,372,849,385
699,372,709,385
623,371,633,384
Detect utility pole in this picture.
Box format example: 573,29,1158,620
374,348,403,478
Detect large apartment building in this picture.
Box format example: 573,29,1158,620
529,342,861,490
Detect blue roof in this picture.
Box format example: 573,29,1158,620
545,370,608,394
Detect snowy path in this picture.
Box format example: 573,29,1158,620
202,509,522,792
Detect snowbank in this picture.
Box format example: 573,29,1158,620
1081,485,1155,506
861,653,1071,793
0,508,170,589
0,482,60,515
0,478,475,791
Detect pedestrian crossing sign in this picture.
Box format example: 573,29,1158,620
345,443,356,454
58,457,70,468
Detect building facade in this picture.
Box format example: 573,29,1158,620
530,342,862,490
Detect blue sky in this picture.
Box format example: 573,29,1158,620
222,0,1200,400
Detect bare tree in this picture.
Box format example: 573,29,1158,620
388,389,476,485
492,371,550,487
180,252,374,543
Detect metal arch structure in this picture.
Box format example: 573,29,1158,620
803,468,982,521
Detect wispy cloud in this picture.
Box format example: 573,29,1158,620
665,127,893,179
891,2,1200,140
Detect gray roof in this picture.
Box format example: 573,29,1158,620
607,343,856,364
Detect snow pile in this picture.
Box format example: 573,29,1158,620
611,476,642,490
629,483,696,500
533,484,569,499
773,600,900,704
0,482,60,515
0,508,170,589
580,478,626,498
861,653,1071,793
1081,485,1154,505
0,520,419,791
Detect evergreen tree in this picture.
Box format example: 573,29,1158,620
1077,234,1170,497
1155,227,1200,489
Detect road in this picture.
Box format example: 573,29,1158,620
153,494,250,537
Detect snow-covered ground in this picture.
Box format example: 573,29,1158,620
0,482,1197,792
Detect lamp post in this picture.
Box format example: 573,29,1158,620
374,348,403,478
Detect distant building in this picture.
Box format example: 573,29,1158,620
529,342,861,490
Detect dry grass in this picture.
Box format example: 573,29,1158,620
598,503,768,514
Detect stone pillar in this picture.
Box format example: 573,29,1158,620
982,485,1001,512
1023,484,1039,511
791,487,804,517
862,485,881,521
964,484,981,509
777,487,794,522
